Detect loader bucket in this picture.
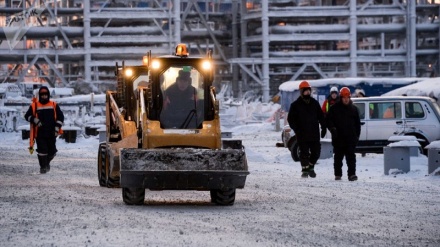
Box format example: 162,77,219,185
119,148,249,190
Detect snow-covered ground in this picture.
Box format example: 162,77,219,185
1,121,439,246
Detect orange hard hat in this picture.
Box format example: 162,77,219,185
340,87,351,98
298,80,311,90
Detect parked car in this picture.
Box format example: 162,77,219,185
282,96,440,161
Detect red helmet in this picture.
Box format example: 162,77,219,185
299,80,311,90
340,87,351,98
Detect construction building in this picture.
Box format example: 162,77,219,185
0,0,439,102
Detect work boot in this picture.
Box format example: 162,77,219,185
335,176,342,181
37,155,49,174
301,166,309,178
348,175,358,181
308,164,316,178
47,155,54,172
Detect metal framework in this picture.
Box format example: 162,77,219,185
0,0,439,102
231,0,440,101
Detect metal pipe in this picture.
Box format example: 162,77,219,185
349,0,357,76
381,32,385,57
232,0,239,99
261,0,270,102
408,1,417,77
83,0,91,84
239,0,248,99
174,0,181,47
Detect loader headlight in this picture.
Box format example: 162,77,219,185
202,60,212,71
142,56,149,66
125,68,133,77
152,60,161,70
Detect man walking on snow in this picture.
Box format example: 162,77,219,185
25,86,64,174
326,87,361,181
287,81,326,178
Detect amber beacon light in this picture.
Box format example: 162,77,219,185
175,44,189,57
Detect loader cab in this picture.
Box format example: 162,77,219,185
115,44,216,139
159,66,205,129
145,46,215,130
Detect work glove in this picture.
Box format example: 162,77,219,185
33,117,42,127
55,126,60,137
330,128,338,138
320,128,327,138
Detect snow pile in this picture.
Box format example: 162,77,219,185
388,140,421,147
425,140,440,149
220,101,281,127
383,77,440,105
279,77,423,92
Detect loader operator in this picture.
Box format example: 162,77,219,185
25,86,64,174
161,70,199,129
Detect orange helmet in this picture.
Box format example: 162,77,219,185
339,87,351,98
299,80,311,90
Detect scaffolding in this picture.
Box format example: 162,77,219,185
0,0,234,93
231,0,440,101
0,0,439,102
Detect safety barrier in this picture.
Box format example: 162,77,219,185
383,139,420,175
425,141,440,175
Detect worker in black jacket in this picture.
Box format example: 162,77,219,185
24,86,64,174
161,70,199,129
326,87,361,181
287,81,326,178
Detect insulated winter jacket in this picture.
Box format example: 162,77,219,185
287,96,325,143
25,95,64,138
161,82,198,128
326,100,361,147
321,95,339,115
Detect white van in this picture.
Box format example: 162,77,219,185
352,96,440,154
282,96,440,161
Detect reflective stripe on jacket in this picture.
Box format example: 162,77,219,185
25,100,64,138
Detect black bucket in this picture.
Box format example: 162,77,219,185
63,130,77,143
21,130,30,140
85,126,92,136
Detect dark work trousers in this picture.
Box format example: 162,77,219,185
298,141,321,168
333,144,356,177
36,136,57,157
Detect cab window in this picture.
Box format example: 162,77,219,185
353,103,365,119
405,102,425,118
133,75,149,90
159,66,205,129
369,102,401,119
